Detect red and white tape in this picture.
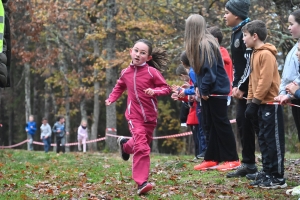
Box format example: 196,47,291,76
0,139,29,149
106,128,117,132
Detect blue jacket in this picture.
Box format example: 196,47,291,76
196,50,230,98
52,122,66,138
184,67,196,95
25,121,37,135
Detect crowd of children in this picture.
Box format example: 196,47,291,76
105,0,300,196
21,0,300,196
25,115,87,154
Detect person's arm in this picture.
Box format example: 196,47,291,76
52,124,57,133
279,44,300,95
200,56,217,97
46,125,52,137
237,48,252,93
107,70,127,103
150,69,171,96
294,89,300,99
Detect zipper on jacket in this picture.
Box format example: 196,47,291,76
133,67,147,122
151,99,157,112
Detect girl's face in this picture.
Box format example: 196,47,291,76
224,8,238,27
42,120,47,125
81,121,87,127
296,42,300,62
288,15,300,38
130,42,152,66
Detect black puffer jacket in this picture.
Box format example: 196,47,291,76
0,0,10,88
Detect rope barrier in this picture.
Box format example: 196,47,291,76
0,100,298,149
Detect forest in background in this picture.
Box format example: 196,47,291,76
0,0,300,154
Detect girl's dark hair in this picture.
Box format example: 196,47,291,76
180,51,190,66
134,39,169,71
42,117,48,121
291,10,300,24
176,64,188,76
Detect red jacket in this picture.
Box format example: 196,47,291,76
108,63,171,122
220,46,233,95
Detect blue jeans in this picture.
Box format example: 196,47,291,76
28,134,34,151
42,137,51,153
196,102,207,153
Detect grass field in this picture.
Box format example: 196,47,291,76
0,149,300,200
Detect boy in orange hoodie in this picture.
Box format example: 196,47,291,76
242,20,285,189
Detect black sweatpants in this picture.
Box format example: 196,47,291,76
291,99,300,142
56,136,66,153
203,97,239,162
258,104,285,178
236,99,259,164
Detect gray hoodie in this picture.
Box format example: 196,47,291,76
40,123,52,139
279,43,300,95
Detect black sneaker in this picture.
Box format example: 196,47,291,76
249,174,267,187
246,170,265,180
117,136,129,161
226,163,257,178
259,176,287,189
137,182,153,195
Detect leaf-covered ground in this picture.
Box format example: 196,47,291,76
0,150,300,200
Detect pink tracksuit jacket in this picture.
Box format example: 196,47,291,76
108,62,171,186
108,63,171,122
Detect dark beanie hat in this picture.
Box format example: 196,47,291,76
225,0,250,20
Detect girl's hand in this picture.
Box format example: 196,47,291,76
274,94,290,104
66,132,69,135
202,95,209,101
178,90,186,98
286,82,299,95
144,88,155,96
171,85,180,92
171,92,179,100
105,99,112,106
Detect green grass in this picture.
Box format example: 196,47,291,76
0,150,300,199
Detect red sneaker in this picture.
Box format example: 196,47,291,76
216,161,240,171
194,161,218,171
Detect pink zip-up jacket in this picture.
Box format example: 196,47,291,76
108,63,171,123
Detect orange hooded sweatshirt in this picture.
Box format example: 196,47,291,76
247,43,281,104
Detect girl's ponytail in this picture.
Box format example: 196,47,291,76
147,47,169,72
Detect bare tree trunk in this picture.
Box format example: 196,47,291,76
78,49,87,121
44,83,50,120
24,63,31,150
51,88,57,153
105,0,118,152
9,67,14,145
90,40,100,151
152,128,159,153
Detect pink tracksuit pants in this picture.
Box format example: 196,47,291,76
122,119,156,186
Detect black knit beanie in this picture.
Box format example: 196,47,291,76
225,0,250,20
